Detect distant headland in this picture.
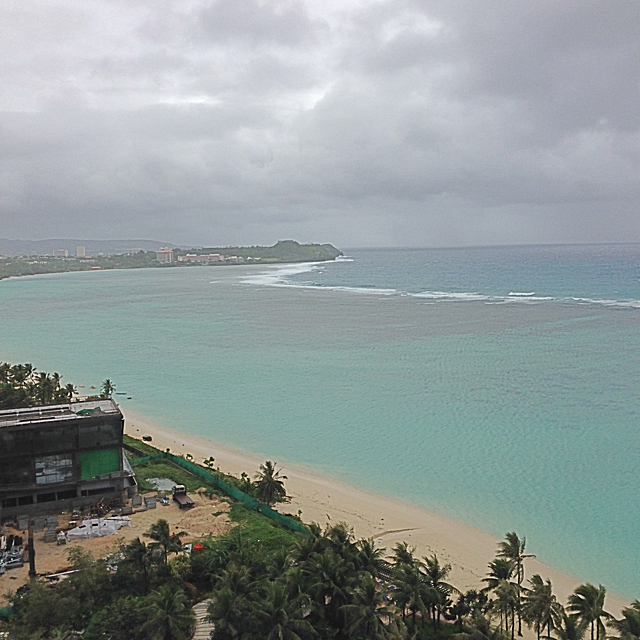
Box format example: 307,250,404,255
0,240,343,281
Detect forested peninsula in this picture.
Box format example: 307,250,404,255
0,240,342,281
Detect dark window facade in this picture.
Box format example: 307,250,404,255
0,456,33,486
78,423,119,449
36,492,57,503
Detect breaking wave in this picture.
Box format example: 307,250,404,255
238,263,640,308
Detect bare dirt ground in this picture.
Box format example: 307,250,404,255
0,491,234,603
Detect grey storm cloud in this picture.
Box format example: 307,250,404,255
0,0,638,247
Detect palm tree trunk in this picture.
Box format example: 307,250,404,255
517,563,523,637
511,605,515,640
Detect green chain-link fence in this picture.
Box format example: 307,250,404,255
131,452,309,536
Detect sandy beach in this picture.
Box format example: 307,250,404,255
122,407,630,615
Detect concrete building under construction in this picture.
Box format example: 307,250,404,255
0,399,137,523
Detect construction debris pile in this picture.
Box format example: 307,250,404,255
66,517,131,540
0,532,25,575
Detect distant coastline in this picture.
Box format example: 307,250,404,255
0,240,342,281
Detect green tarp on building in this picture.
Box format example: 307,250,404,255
80,448,120,480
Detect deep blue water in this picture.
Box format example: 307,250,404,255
0,243,638,597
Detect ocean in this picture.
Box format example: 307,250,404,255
0,244,638,597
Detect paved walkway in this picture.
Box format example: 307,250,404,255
192,599,215,640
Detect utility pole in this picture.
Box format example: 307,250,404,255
28,521,36,580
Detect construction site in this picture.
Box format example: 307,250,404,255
0,399,236,593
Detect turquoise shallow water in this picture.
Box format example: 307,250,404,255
1,245,638,597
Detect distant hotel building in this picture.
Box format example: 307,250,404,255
76,246,86,258
177,254,223,264
156,248,174,263
0,399,137,522
53,249,69,258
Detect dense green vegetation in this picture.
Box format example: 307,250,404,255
0,240,342,281
0,362,77,408
0,362,117,409
193,240,343,262
3,515,638,639
0,251,158,280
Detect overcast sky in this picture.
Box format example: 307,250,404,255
1,0,638,248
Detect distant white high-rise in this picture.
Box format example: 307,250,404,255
53,249,68,258
76,246,86,257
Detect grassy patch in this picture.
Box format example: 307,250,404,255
228,502,300,554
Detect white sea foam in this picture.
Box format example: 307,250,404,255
266,282,398,296
411,290,490,301
240,262,322,287
570,297,640,308
509,291,536,296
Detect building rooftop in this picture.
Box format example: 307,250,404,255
0,399,122,429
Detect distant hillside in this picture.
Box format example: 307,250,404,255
196,240,342,262
0,238,177,257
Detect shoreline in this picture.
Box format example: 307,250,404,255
122,407,630,615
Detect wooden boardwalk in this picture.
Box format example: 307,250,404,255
192,599,214,640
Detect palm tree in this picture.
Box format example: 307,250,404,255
141,584,195,640
497,532,535,636
608,601,640,640
0,362,11,384
392,541,416,568
482,558,515,594
555,609,587,640
354,538,386,577
341,574,399,639
303,548,353,627
567,583,611,640
423,554,459,629
494,580,519,640
521,574,561,640
483,559,516,638
324,522,355,553
144,519,186,568
10,364,28,386
254,461,287,505
392,561,431,627
450,593,472,631
101,378,115,397
457,611,511,640
122,537,153,595
207,586,250,639
64,382,76,402
214,562,256,603
36,372,55,404
253,581,317,640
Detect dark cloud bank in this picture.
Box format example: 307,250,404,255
1,0,638,247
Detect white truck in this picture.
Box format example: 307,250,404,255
172,485,194,509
